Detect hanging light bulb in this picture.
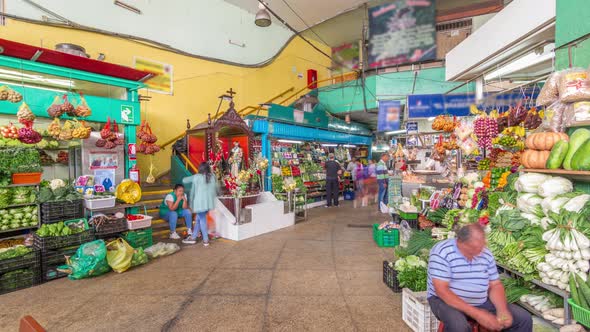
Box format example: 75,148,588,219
255,2,272,27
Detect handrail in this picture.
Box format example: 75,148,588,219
277,71,358,106
179,152,198,174
160,132,185,149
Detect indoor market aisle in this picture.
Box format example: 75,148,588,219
0,202,411,332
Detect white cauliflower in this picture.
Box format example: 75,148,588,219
49,179,66,191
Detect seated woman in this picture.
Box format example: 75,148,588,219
159,184,193,240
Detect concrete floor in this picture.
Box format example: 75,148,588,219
0,202,412,332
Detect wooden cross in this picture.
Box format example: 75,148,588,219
226,88,237,98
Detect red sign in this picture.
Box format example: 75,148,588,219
128,143,137,160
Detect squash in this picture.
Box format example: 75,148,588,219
525,132,569,150
546,141,569,169
521,149,551,169
563,128,590,170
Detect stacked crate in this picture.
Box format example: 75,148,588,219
0,248,40,295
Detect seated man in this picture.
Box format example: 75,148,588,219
428,223,532,332
159,184,192,240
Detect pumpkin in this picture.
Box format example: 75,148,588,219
525,132,569,150
521,149,551,169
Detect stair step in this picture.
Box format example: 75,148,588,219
141,189,171,196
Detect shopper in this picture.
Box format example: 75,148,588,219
376,153,390,211
182,162,218,246
325,153,342,207
353,159,366,208
427,223,532,332
159,184,193,240
346,158,358,182
365,160,378,206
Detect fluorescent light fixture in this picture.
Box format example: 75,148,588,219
0,80,67,93
0,68,74,88
277,139,302,144
384,130,407,136
321,144,337,147
342,144,356,148
114,0,142,14
484,43,555,81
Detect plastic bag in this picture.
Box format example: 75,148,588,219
0,85,22,103
454,121,473,141
572,101,590,122
536,71,561,106
63,240,111,280
74,94,92,117
541,101,569,132
106,238,134,273
144,242,180,259
558,68,590,103
130,248,149,267
399,220,412,247
47,96,64,118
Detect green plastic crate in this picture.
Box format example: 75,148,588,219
569,298,590,328
123,228,153,250
399,210,419,220
372,224,399,247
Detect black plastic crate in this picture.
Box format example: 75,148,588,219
0,249,40,274
0,265,40,295
94,218,128,238
41,246,78,281
383,260,402,293
404,219,418,230
40,200,84,224
33,230,94,251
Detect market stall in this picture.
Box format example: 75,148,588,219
0,38,164,294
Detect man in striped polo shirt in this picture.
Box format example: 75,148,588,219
428,224,532,332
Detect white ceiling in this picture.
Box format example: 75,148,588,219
223,0,369,32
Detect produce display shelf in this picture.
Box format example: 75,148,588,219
497,263,571,324
521,169,590,182
86,202,145,213
567,121,590,128
0,224,39,234
1,202,38,209
517,301,562,330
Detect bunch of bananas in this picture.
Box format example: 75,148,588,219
501,126,525,137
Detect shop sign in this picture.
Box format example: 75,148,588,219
121,105,134,124
407,90,539,118
405,121,418,134
128,143,137,160
133,57,174,95
377,100,401,132
368,0,436,68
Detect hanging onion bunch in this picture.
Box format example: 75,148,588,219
136,121,160,155
0,86,23,103
96,117,123,149
46,96,64,118
60,95,75,117
74,94,92,117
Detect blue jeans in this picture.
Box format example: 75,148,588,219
162,209,192,232
378,180,388,209
191,211,209,243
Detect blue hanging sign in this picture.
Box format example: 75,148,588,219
405,121,418,134
377,100,402,132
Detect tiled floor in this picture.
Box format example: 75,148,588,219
0,202,411,332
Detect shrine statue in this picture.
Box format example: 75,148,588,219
229,141,243,177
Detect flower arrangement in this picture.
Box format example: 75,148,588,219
224,169,255,198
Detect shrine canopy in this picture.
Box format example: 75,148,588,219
186,101,254,171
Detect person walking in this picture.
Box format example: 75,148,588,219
159,184,193,240
182,162,218,246
325,153,342,207
376,153,390,211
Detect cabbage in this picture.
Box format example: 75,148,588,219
541,196,571,216
515,173,551,193
563,194,590,213
517,193,544,217
521,213,541,225
538,177,573,198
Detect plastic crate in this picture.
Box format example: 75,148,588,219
123,228,153,249
40,200,84,224
33,230,94,251
343,191,355,200
402,288,439,332
126,214,153,230
12,172,42,185
569,299,590,328
383,260,402,293
84,196,116,210
0,249,39,274
41,246,78,281
404,219,419,230
399,210,419,220
372,224,400,248
93,217,128,237
0,265,40,295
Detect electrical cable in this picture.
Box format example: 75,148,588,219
359,4,368,113
279,0,329,47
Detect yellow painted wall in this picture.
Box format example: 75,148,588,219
0,19,332,179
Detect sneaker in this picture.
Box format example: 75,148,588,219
325,205,331,208
187,228,192,236
182,237,196,244
203,242,210,247
169,232,181,240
